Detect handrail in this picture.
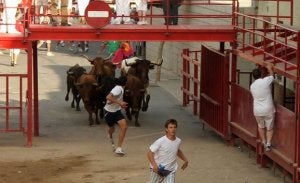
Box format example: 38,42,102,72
0,0,235,35
234,12,300,77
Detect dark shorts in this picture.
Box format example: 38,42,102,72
104,110,125,127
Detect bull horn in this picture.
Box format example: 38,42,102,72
81,54,93,62
150,59,163,66
67,71,74,75
92,83,98,86
104,53,113,61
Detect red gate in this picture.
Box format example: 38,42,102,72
0,74,27,133
200,45,229,138
0,45,34,147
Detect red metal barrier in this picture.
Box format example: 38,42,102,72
230,84,257,147
200,45,229,138
181,45,229,138
0,74,27,133
230,83,297,181
181,49,200,115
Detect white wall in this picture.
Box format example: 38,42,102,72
146,4,233,75
146,1,297,76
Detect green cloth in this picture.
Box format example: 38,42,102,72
107,41,120,55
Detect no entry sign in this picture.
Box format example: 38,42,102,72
84,1,112,28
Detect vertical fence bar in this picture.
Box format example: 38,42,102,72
5,76,9,131
182,49,189,107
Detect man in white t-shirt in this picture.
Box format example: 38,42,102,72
104,76,128,156
112,0,131,24
147,119,188,183
250,62,275,151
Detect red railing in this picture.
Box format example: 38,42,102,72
0,74,27,133
234,12,300,80
0,0,235,34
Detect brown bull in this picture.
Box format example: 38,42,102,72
76,74,101,126
82,55,115,77
65,64,86,111
121,57,163,111
82,55,116,120
123,75,146,127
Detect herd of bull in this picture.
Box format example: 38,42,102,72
64,55,163,127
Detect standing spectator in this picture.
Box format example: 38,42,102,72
9,49,20,66
60,0,71,26
147,119,188,183
35,0,48,24
129,7,139,24
37,11,54,56
75,0,89,53
77,0,89,24
0,0,20,33
250,63,275,151
135,0,147,25
163,0,179,25
104,76,128,156
112,0,131,24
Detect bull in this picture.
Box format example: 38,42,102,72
82,55,115,77
123,75,146,127
65,64,86,111
81,55,116,121
75,74,101,126
121,57,163,111
98,75,116,119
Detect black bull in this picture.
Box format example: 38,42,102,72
75,74,116,126
65,64,87,111
123,75,146,127
121,58,163,112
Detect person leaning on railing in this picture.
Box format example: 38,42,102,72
250,62,275,152
162,0,182,25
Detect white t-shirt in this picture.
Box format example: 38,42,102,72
104,85,124,112
250,75,275,116
149,135,181,172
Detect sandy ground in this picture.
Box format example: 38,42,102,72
0,43,290,183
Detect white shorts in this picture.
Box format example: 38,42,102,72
36,0,48,6
255,113,275,130
135,0,147,11
10,49,20,55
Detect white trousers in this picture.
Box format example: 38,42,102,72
0,0,19,33
115,0,131,23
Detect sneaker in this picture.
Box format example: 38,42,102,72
107,134,115,151
137,21,143,25
124,20,133,24
115,147,125,156
47,52,54,56
78,47,83,53
264,143,272,152
142,20,148,25
84,46,89,52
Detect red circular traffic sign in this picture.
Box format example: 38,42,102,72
84,1,112,28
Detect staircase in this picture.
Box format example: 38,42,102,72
233,13,299,80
